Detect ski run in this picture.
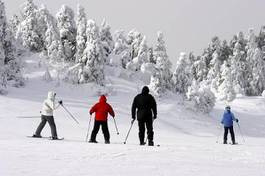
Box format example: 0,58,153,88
1,54,265,176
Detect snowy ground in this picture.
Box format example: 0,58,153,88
1,55,265,176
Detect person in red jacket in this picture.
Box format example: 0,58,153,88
89,95,115,144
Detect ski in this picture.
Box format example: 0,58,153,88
27,136,64,140
17,116,40,119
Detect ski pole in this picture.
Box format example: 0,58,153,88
113,117,119,135
60,104,79,124
236,122,245,143
216,125,223,143
85,115,92,142
124,120,135,144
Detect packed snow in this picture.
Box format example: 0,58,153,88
1,55,265,176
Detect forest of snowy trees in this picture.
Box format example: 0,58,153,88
1,0,265,113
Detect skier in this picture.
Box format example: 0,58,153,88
89,95,115,144
131,86,157,146
32,91,62,140
221,106,239,144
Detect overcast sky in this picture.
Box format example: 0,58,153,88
4,0,265,65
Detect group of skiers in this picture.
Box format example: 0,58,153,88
32,86,239,145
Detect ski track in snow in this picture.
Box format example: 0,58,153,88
1,54,265,176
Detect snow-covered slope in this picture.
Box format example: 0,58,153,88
1,55,265,176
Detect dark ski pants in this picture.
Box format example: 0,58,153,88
35,115,58,138
90,120,110,142
138,119,154,143
224,126,235,143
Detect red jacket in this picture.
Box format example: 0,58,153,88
90,95,115,121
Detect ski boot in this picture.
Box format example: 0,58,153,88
89,139,98,143
32,134,42,138
148,141,154,146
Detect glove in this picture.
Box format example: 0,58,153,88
131,119,135,124
235,119,239,123
58,100,63,105
153,114,157,120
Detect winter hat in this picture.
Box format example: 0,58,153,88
142,86,149,94
225,106,231,110
99,95,107,102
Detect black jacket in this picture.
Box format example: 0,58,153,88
131,87,157,121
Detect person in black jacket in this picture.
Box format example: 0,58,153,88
131,86,157,146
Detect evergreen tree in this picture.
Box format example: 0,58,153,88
191,56,207,82
153,31,168,63
126,36,149,71
100,19,114,64
218,60,236,102
172,52,192,94
149,32,172,95
250,48,265,95
257,26,265,49
75,4,87,63
127,29,143,61
79,20,104,85
186,81,216,113
0,0,23,90
56,5,76,62
110,30,131,68
230,42,252,95
17,0,44,51
207,51,222,92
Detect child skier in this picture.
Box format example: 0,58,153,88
32,91,62,140
89,95,115,144
221,106,239,144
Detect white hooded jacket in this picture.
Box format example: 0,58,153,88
41,91,59,116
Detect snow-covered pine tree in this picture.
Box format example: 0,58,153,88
75,4,87,63
186,81,216,113
56,5,76,62
0,1,5,93
249,48,265,95
127,29,143,62
126,36,149,71
172,52,192,94
201,36,221,69
0,0,24,89
149,70,163,96
191,56,207,82
100,19,114,64
79,20,104,85
148,47,155,64
9,15,20,37
110,30,131,68
149,31,172,95
17,0,44,52
218,60,236,102
230,42,252,95
153,31,168,64
257,26,265,49
207,51,222,92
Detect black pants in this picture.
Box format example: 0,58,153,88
35,115,58,137
90,120,110,141
138,119,154,143
224,126,235,143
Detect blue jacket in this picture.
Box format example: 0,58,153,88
221,110,237,127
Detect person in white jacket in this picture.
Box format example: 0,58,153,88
33,91,62,139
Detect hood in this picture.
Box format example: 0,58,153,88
99,95,107,103
141,86,149,95
47,91,56,100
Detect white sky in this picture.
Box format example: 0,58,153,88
4,0,265,66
